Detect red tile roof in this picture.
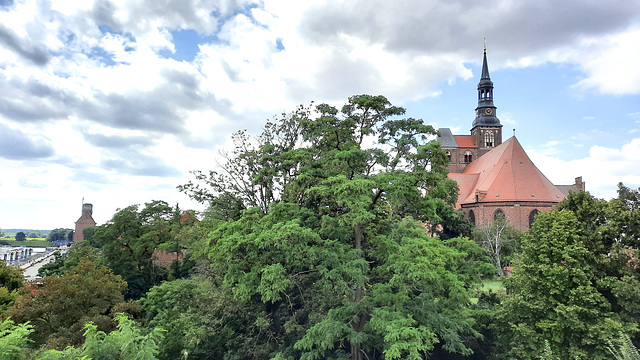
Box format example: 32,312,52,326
451,137,565,207
454,135,477,148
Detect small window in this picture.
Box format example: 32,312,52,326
464,151,473,163
485,131,495,147
469,210,475,225
445,150,451,162
494,209,505,222
529,209,540,228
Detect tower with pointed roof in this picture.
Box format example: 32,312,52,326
471,45,502,155
436,46,584,231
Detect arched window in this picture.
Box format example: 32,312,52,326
468,210,475,226
485,131,495,147
494,209,505,222
445,150,451,162
529,209,540,228
464,151,473,163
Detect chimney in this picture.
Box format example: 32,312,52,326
574,176,585,191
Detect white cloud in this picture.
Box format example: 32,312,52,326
530,138,640,199
1,0,639,228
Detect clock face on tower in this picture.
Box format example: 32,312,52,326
485,108,493,115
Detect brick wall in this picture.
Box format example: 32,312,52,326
462,201,559,232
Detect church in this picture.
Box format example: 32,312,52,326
437,47,584,232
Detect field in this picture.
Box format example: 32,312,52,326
0,233,53,247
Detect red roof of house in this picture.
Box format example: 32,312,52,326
453,135,477,148
450,137,565,208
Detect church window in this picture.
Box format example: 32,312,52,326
529,209,540,228
464,151,473,163
468,210,475,225
494,209,505,222
485,131,495,147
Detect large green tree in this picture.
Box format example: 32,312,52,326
495,186,640,359
5,260,126,349
85,200,185,299
182,95,492,359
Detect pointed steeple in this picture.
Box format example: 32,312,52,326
481,42,491,80
472,44,501,130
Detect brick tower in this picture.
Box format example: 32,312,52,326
73,203,96,242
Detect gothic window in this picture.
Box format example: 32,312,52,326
485,131,495,147
464,151,473,163
468,210,475,225
529,209,540,228
494,209,505,222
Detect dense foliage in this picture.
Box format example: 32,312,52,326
84,200,187,299
177,95,491,359
2,96,639,360
495,187,640,359
5,260,126,349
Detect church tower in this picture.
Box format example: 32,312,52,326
471,45,502,157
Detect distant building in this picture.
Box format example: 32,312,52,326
437,47,584,231
73,203,96,242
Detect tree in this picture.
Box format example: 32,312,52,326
5,260,126,349
472,213,520,276
495,187,640,359
141,277,237,360
85,201,185,299
182,95,492,359
48,229,72,242
14,232,26,242
0,262,24,315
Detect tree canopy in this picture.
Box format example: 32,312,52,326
179,95,490,359
85,200,184,299
6,260,126,349
495,186,640,359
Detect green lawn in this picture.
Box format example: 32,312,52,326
479,278,505,292
0,239,53,247
470,278,506,304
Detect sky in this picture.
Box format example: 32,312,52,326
1,0,639,230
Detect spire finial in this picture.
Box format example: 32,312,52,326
483,37,486,52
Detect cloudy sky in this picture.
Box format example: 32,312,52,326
1,0,639,230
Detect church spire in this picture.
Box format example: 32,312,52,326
481,42,491,80
472,43,501,130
